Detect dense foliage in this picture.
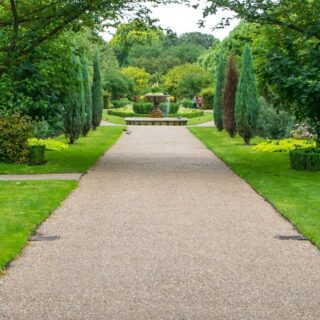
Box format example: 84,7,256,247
222,55,238,137
92,50,104,130
213,51,225,131
0,114,32,163
235,46,260,144
82,58,92,136
64,55,85,144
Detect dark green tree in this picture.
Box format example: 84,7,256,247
235,45,260,145
214,50,226,131
82,57,92,136
92,50,103,130
222,55,238,137
64,54,85,144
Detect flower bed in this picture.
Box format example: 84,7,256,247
252,139,315,152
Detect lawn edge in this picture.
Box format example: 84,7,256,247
0,180,79,275
189,127,320,250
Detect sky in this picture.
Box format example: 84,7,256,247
101,1,239,41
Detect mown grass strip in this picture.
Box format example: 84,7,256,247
190,127,320,248
0,126,124,174
0,180,77,271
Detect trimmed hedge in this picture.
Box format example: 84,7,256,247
0,114,33,163
112,99,132,108
160,102,179,115
289,148,320,171
177,98,194,108
133,102,154,114
29,145,46,165
107,109,204,119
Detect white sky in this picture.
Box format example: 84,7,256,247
101,1,238,42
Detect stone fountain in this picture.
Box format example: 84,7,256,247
144,92,169,118
124,92,188,126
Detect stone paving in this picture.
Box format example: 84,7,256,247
0,126,319,320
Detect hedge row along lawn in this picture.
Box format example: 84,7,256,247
103,111,213,126
190,127,320,248
0,180,77,272
0,126,124,174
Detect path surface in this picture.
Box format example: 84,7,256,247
0,173,82,181
1,126,320,320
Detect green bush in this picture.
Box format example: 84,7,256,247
257,97,294,139
28,145,46,165
0,114,33,163
32,120,51,139
289,148,320,171
133,102,154,114
177,98,193,108
199,88,214,109
160,102,179,114
112,99,131,109
177,111,204,118
107,110,149,117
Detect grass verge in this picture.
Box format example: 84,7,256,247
0,126,124,174
190,127,320,248
0,180,77,272
187,112,213,125
103,113,126,125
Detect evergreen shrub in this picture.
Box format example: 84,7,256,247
289,148,320,171
0,114,33,163
133,102,154,114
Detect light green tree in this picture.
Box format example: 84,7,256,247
121,66,150,94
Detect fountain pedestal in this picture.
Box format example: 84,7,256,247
145,93,169,118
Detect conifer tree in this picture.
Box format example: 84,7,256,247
214,50,226,131
235,45,260,145
222,55,239,138
64,54,85,144
82,57,92,136
92,50,103,130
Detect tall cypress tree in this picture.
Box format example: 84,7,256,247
214,50,226,131
222,55,239,138
64,54,85,144
235,45,260,145
82,57,92,136
92,50,103,130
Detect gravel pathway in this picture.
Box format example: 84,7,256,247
0,173,82,181
0,126,319,320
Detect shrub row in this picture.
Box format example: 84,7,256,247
289,148,320,171
112,99,132,109
160,102,179,114
133,102,154,114
107,109,204,119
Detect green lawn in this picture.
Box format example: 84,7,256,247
0,126,124,174
187,112,213,125
190,127,320,248
103,112,126,125
0,180,77,271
